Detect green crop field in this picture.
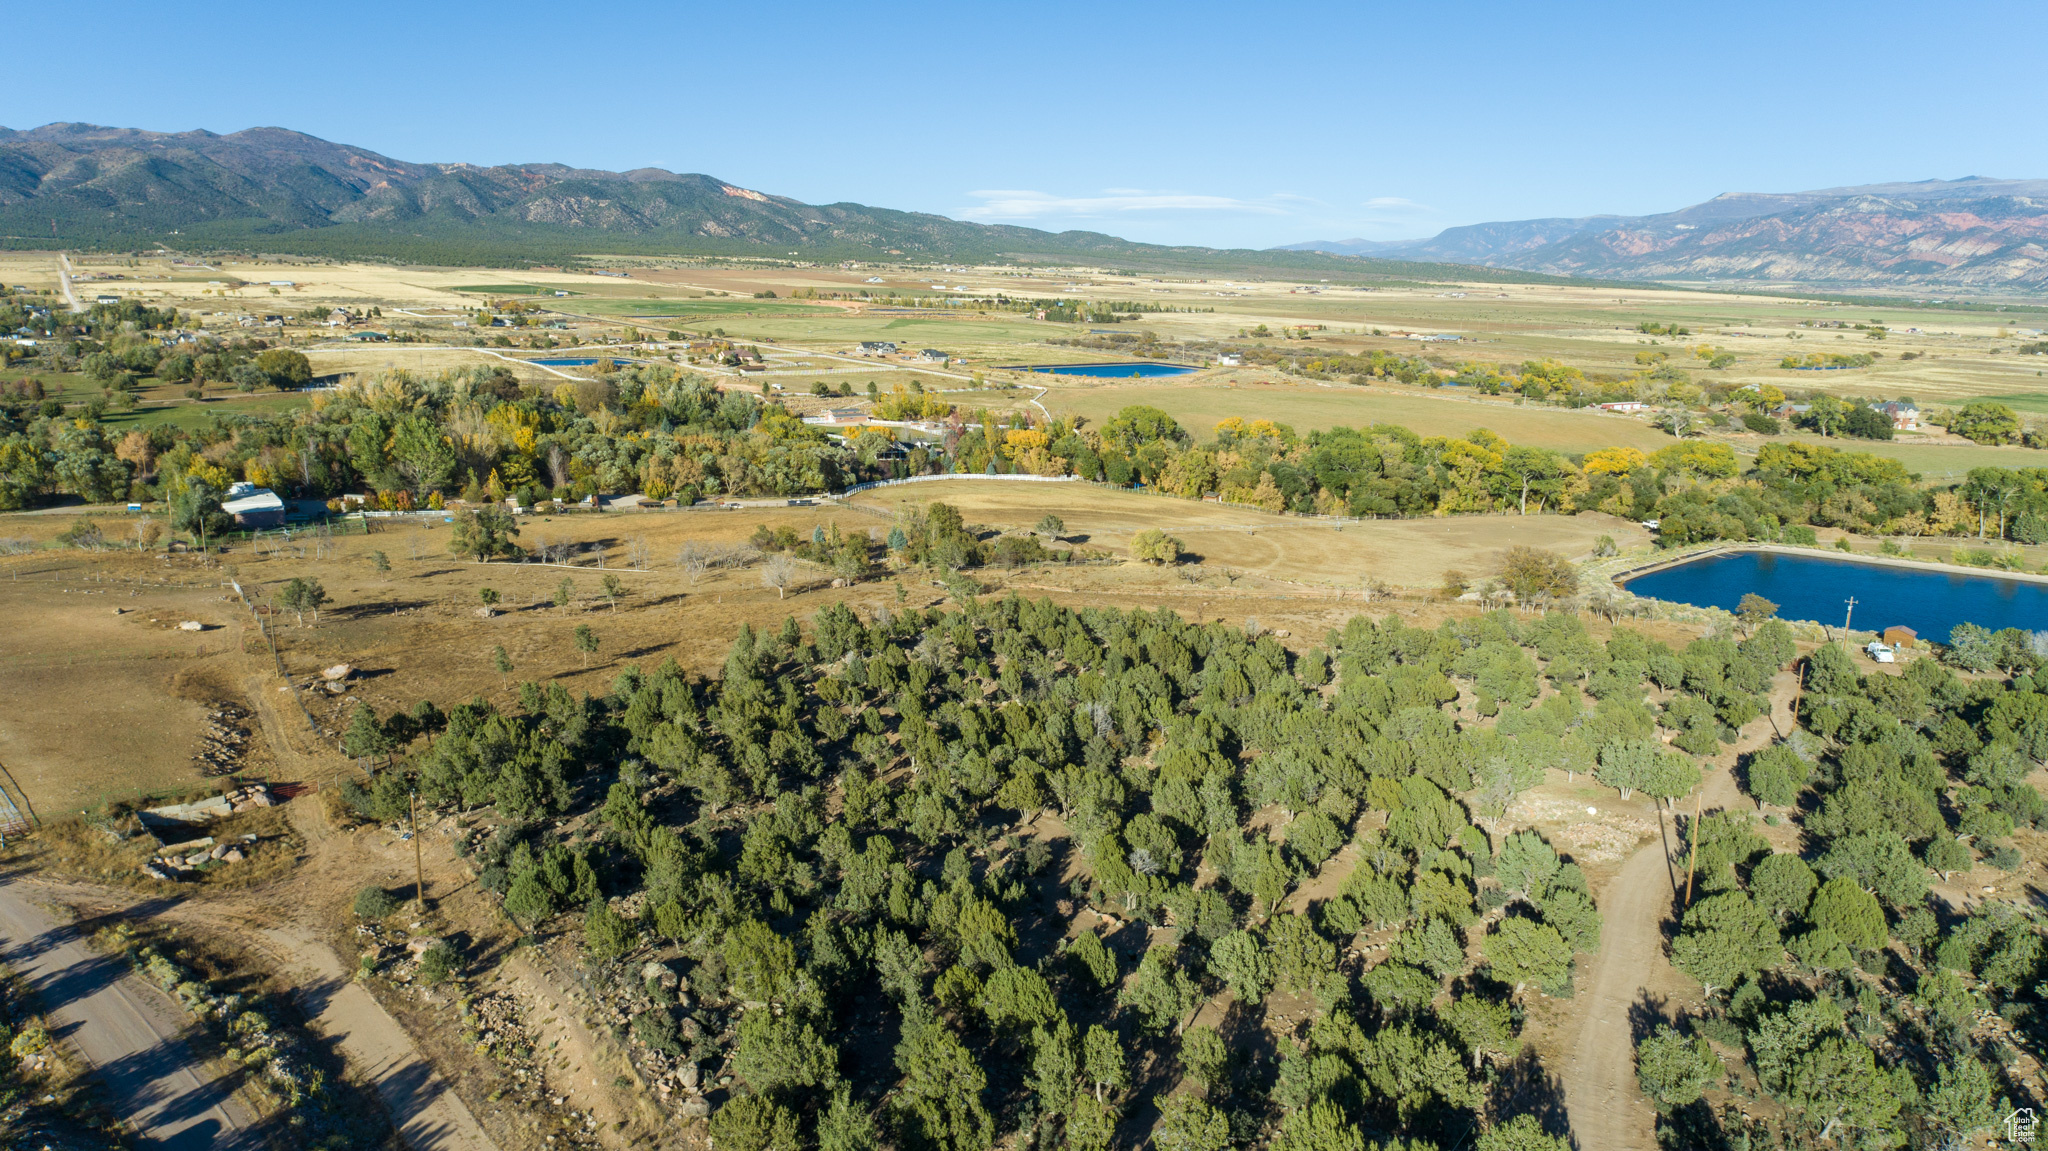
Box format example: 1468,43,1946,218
1968,392,2048,413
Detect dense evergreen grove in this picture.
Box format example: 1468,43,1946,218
335,581,2048,1149
1630,636,2048,1149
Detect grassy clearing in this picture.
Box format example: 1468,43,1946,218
453,284,571,295
569,297,836,319
848,477,1650,585
1040,380,1674,453
1765,432,2048,479
1968,391,2048,413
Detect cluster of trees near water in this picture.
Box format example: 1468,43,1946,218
10,346,2048,552
1636,632,2048,1148
331,552,2046,1151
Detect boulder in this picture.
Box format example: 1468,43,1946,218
406,936,444,956
640,960,677,987
178,620,204,631
221,848,246,863
322,663,353,682
142,864,175,882
679,1096,711,1120
679,1062,701,1090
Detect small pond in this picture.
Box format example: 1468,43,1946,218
1621,550,2048,638
1011,362,1199,378
525,357,641,367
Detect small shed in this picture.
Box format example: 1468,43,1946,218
1882,625,1917,649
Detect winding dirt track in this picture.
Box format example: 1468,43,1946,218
0,881,255,1149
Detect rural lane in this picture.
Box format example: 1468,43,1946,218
0,878,255,1150
57,252,83,312
254,922,499,1151
1561,836,1669,1151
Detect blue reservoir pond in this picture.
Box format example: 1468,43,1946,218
525,357,642,367
1013,362,1198,378
1622,550,2048,638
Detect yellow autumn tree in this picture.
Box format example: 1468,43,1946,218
1584,446,1648,476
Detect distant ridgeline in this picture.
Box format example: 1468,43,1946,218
0,123,1585,282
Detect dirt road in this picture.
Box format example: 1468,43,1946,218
255,923,498,1151
0,879,256,1150
1558,669,1797,1150
58,252,82,312
1560,837,1670,1151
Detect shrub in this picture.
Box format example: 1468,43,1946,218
418,943,460,986
353,886,400,919
1130,528,1182,565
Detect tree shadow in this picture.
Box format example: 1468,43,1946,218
1486,1046,1575,1148
1629,988,1674,1045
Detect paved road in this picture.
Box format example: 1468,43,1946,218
0,880,255,1149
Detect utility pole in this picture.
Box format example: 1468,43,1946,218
1842,595,1857,636
1684,787,1704,907
410,790,426,914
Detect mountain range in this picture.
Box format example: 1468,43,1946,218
1278,179,2048,290
0,122,1551,282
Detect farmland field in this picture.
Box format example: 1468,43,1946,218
848,477,1651,586
1038,379,1675,452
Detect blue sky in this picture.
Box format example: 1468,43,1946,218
10,1,2046,249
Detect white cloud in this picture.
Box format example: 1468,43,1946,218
960,188,1294,221
1363,196,1429,211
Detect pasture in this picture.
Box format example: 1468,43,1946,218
1038,379,1675,453
847,477,1650,586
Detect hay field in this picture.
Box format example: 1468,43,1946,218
848,478,1650,586
1038,379,1673,453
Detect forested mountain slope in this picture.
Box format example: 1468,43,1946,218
0,122,1559,281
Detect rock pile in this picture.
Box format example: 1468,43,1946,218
194,705,253,776
146,832,260,880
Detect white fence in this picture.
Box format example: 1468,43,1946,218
838,474,1083,497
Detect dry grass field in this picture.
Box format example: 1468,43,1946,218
0,484,1646,817
848,478,1651,586
1035,378,1675,452
0,571,250,815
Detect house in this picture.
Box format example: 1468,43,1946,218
1873,401,1919,431
803,408,869,427
1216,353,1244,367
268,280,294,288
95,295,121,306
221,482,286,529
1882,625,1918,649
1599,401,1650,413
917,349,949,364
262,315,284,327
857,341,899,355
